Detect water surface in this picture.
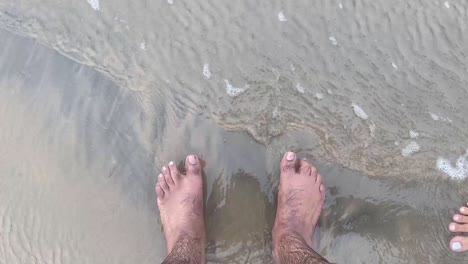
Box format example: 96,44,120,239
1,1,468,263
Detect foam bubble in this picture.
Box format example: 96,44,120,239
296,83,305,94
369,123,376,137
351,104,368,120
339,3,343,9
429,112,452,123
402,141,420,157
392,62,398,70
278,11,287,22
272,107,280,119
409,130,419,139
224,80,246,97
430,113,440,121
327,89,333,95
329,36,338,46
140,42,146,50
315,93,324,100
437,151,468,181
168,0,174,4
444,1,450,8
87,0,100,11
203,64,212,79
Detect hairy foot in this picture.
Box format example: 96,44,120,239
156,155,205,260
273,152,326,250
449,204,468,252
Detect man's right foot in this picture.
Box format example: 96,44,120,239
156,155,206,260
273,152,326,251
449,204,468,252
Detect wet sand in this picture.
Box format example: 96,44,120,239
1,28,468,263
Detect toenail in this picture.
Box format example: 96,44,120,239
188,155,197,165
452,242,462,251
169,161,174,166
162,167,167,171
454,215,460,221
461,207,465,213
286,152,295,161
158,174,163,178
450,224,456,231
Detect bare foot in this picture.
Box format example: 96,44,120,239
449,204,468,252
156,155,205,260
273,152,326,250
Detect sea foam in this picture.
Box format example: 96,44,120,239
437,151,468,181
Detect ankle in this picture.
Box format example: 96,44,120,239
273,232,329,264
164,233,205,264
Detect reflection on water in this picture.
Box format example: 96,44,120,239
206,172,274,262
1,0,468,263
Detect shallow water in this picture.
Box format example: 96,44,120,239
1,0,468,263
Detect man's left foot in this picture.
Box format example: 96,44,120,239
156,155,206,259
449,204,468,252
273,152,327,250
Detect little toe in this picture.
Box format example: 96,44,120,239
185,155,201,176
156,183,165,200
281,152,297,174
450,236,468,252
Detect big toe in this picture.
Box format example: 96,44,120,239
450,236,468,252
281,152,297,174
185,155,201,176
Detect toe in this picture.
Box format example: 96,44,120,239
460,206,468,216
158,173,169,192
162,166,174,187
299,159,311,175
316,173,323,184
309,165,318,181
319,184,326,201
449,222,468,233
156,183,165,200
185,155,201,176
453,214,468,224
168,161,180,183
450,236,468,252
281,152,297,174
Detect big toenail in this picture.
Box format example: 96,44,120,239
450,224,456,231
452,242,462,251
169,161,174,166
188,155,197,165
286,152,295,161
162,167,167,171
